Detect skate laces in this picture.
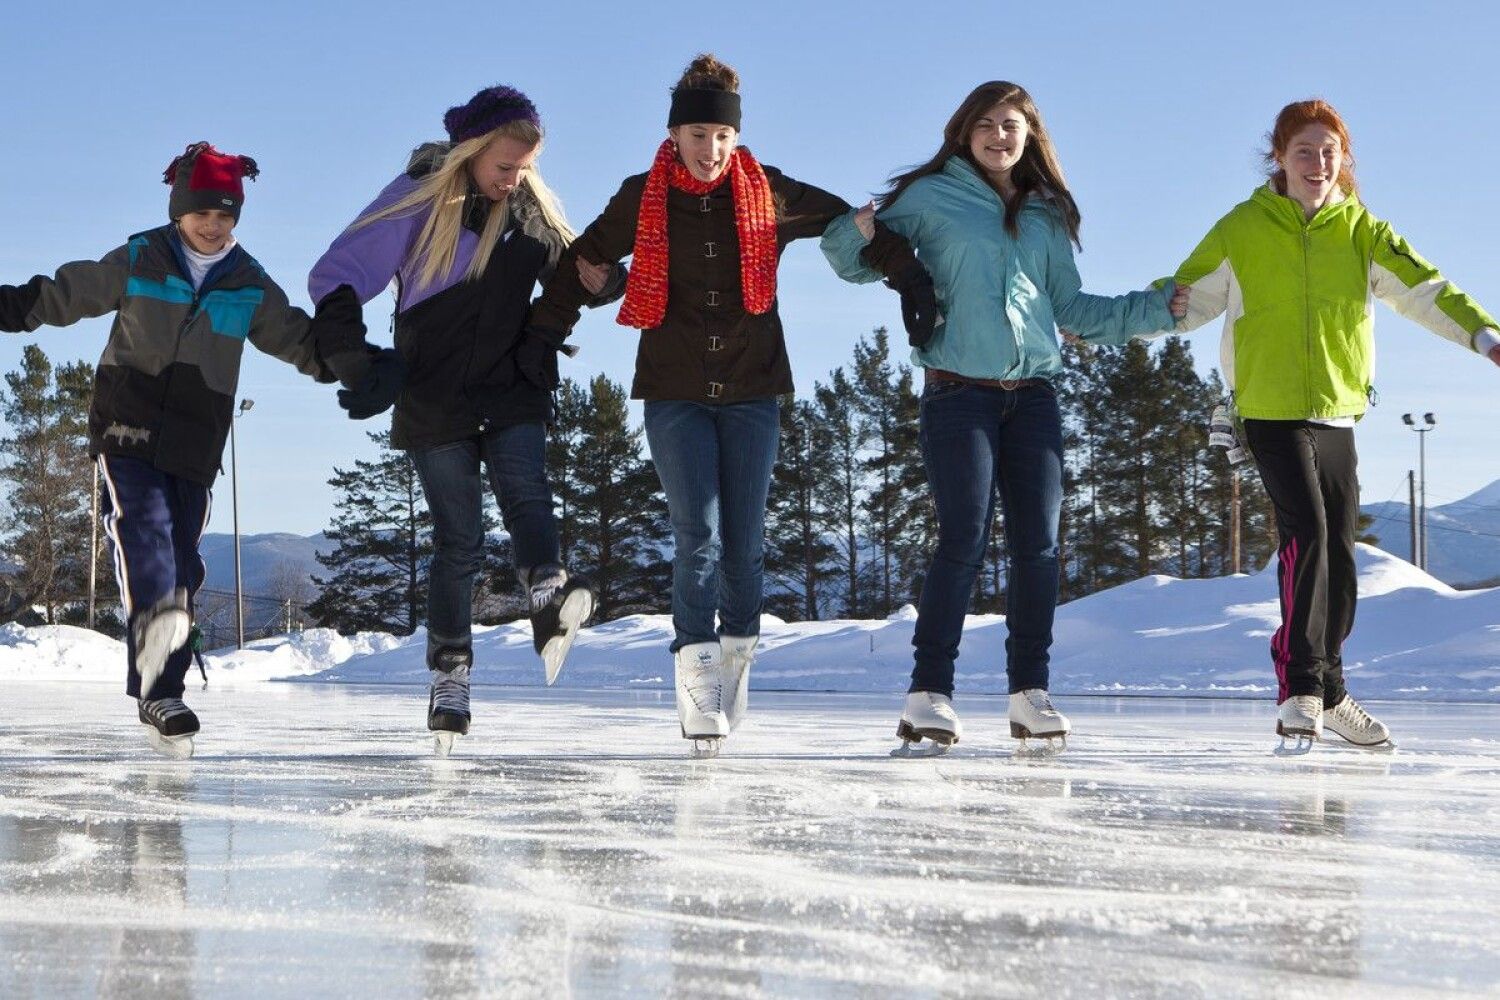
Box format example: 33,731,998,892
528,567,568,612
142,698,191,722
682,655,721,713
431,665,471,715
1333,697,1372,729
1023,689,1057,716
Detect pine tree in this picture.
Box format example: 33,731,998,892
0,346,98,623
813,369,868,617
765,396,837,620
562,374,670,618
307,431,432,634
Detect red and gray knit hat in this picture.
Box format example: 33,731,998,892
442,85,541,144
163,142,260,222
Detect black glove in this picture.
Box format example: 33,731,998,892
516,326,567,390
886,263,938,349
337,348,406,420
0,276,44,333
312,285,372,387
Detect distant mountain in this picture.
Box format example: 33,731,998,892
198,532,331,598
1362,478,1500,586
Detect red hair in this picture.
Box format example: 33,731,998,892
1264,99,1357,196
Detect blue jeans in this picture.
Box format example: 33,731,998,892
96,454,211,700
912,382,1063,696
410,423,559,648
644,399,779,651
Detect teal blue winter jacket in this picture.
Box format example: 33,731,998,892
821,156,1173,380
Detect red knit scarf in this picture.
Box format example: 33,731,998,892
617,139,778,329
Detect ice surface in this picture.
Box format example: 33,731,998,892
1,683,1497,998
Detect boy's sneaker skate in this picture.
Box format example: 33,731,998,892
1324,694,1394,750
427,644,472,757
893,691,961,757
1009,688,1070,754
527,565,596,685
1274,694,1324,756
720,634,758,733
133,589,191,700
139,697,199,760
675,642,729,758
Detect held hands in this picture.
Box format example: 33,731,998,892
337,348,405,420
886,262,939,349
517,326,568,390
854,200,876,241
576,258,611,296
1169,282,1189,319
1490,345,1500,367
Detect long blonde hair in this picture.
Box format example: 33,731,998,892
355,119,576,293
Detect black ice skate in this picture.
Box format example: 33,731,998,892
426,644,472,757
527,567,596,685
139,697,199,759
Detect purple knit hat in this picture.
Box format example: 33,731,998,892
443,85,541,144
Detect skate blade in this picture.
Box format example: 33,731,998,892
1329,736,1397,753
891,740,951,758
1013,734,1067,758
687,737,722,759
433,731,459,758
142,725,194,760
541,589,594,686
1273,734,1317,756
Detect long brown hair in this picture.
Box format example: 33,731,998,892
1264,99,1358,198
878,81,1082,248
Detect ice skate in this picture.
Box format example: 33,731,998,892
893,691,961,757
1324,694,1395,752
133,590,191,700
527,566,596,685
427,644,472,757
1274,695,1323,756
720,634,758,733
675,642,728,759
1009,689,1070,755
139,697,198,760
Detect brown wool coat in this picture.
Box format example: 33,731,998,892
530,164,915,403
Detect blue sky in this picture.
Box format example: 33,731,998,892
2,0,1497,536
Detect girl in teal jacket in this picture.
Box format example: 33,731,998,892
1173,99,1500,752
823,80,1184,754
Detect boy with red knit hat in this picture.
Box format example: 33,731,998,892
0,141,331,757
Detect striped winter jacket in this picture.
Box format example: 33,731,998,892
1174,184,1499,421
0,225,328,485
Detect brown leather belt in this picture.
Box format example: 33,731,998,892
925,368,1048,390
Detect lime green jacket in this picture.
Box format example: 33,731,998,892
1174,184,1497,420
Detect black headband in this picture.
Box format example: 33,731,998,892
668,88,741,130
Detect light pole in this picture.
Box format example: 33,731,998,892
1401,412,1435,571
230,398,255,648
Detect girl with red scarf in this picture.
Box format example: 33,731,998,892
528,54,926,756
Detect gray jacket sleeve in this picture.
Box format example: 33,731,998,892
248,278,332,382
4,245,130,332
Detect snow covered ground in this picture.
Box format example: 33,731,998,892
5,544,1495,700
1,684,1497,998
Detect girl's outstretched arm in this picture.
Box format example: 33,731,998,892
1368,221,1500,361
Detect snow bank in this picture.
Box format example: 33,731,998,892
6,545,1497,699
0,625,401,686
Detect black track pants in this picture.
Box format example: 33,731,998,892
1242,420,1359,707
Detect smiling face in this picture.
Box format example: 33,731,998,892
1277,123,1344,215
466,134,540,203
176,209,236,254
669,123,738,182
968,102,1030,189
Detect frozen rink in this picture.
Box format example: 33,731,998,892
1,684,1497,999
